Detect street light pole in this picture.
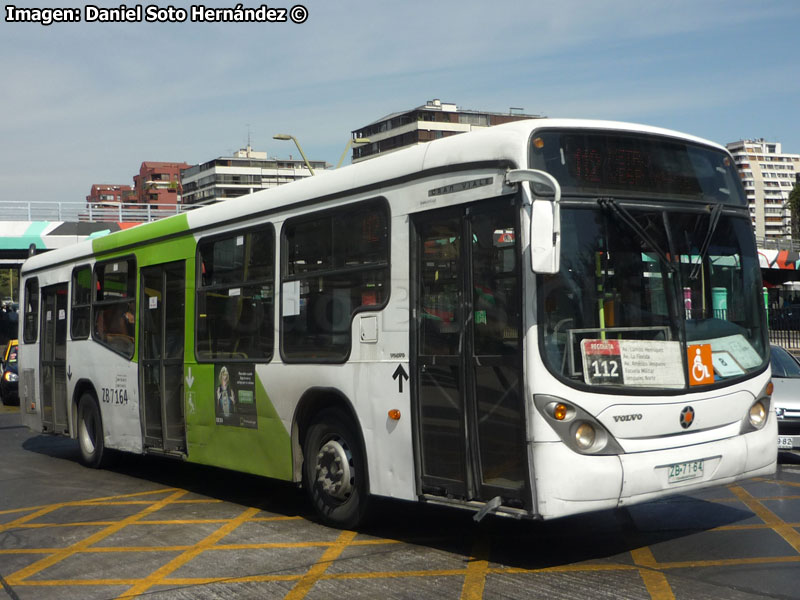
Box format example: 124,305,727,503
273,134,315,175
336,137,370,169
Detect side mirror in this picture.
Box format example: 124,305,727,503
505,169,562,274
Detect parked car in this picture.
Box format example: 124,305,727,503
0,339,19,406
770,344,800,454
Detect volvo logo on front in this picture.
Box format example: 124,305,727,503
680,406,695,429
613,414,643,422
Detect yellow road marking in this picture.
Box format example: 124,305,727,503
5,521,118,529
753,476,800,489
10,579,142,587
0,488,179,517
6,479,800,596
0,538,398,557
730,485,800,552
6,490,187,585
284,529,358,600
651,555,800,569
631,547,675,600
165,574,300,584
461,534,490,600
116,506,261,599
10,555,800,590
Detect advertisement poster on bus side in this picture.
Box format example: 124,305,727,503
214,364,257,428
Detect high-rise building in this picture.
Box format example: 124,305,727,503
726,139,800,241
180,146,327,205
350,99,541,163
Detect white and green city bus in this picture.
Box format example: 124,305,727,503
18,119,777,527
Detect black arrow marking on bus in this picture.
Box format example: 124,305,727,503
67,366,72,381
392,364,409,393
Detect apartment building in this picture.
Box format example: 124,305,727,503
133,161,190,205
85,184,133,206
181,146,326,205
726,139,800,241
350,99,541,163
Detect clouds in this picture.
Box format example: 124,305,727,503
1,0,798,205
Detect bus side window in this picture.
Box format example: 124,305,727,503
196,226,275,361
71,265,92,340
282,200,388,361
23,277,39,343
92,258,136,359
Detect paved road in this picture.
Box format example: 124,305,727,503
1,404,799,600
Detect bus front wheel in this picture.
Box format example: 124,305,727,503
77,394,108,468
303,411,369,529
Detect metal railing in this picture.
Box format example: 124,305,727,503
769,307,800,350
755,236,800,253
0,201,195,223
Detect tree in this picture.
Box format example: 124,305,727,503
791,182,800,241
0,268,19,302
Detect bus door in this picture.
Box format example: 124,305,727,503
412,198,528,508
40,283,68,434
140,261,186,453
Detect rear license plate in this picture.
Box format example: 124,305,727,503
667,460,704,484
778,436,794,450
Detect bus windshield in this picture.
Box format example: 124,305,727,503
539,205,768,390
530,129,746,206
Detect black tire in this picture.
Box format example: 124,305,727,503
77,393,108,468
303,411,369,529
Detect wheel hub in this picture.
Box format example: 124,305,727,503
315,438,353,501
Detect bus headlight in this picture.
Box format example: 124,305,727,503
574,423,596,449
741,382,771,434
534,395,624,455
748,400,767,429
3,371,17,382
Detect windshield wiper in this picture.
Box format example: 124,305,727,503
597,198,675,274
689,203,723,281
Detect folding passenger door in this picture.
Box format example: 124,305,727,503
140,261,186,453
412,197,529,508
40,284,68,434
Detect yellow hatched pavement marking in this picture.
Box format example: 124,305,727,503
284,530,357,600
0,488,180,518
730,485,800,552
460,534,490,600
5,490,187,585
116,506,261,599
630,547,675,600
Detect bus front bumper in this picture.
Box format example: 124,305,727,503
532,419,777,520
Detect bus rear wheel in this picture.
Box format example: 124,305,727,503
303,411,369,529
77,393,108,468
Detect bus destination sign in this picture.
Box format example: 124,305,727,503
581,339,685,388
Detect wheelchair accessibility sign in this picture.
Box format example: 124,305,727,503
688,344,714,386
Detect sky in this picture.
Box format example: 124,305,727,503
1,0,799,206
